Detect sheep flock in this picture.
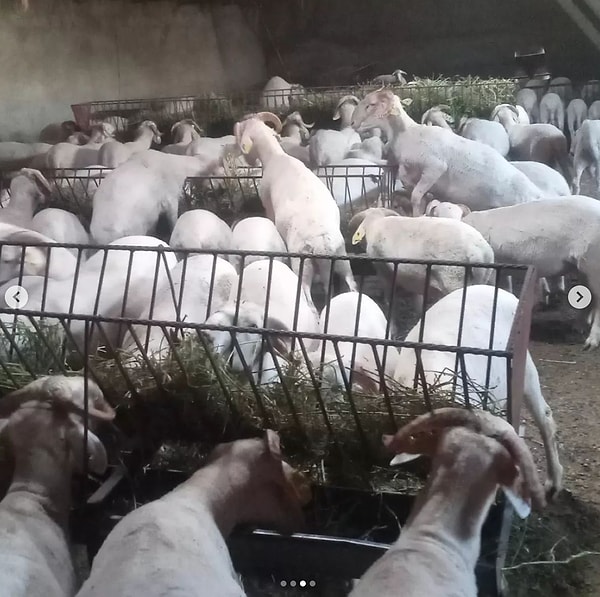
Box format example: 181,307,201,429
0,71,599,597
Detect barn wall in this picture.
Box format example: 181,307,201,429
0,1,266,141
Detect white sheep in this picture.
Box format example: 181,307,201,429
548,76,573,104
303,292,400,393
350,407,545,597
572,119,600,195
162,119,203,155
260,75,306,110
491,104,572,179
279,111,313,165
309,96,362,167
351,90,544,216
582,79,600,104
46,123,116,169
566,98,588,143
235,112,358,302
30,208,90,249
420,105,454,129
515,87,539,123
204,259,320,385
0,223,79,284
169,209,232,255
122,254,238,360
0,376,114,597
351,210,494,307
97,120,162,168
75,431,309,597
345,127,386,162
0,168,51,228
539,92,565,131
457,116,510,157
393,285,563,495
90,150,218,244
588,100,600,120
510,161,571,196
229,216,288,272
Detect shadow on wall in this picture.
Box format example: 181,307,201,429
0,0,267,141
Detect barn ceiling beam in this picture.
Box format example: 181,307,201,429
553,0,600,53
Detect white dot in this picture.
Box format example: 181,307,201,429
290,580,297,587
309,580,317,587
280,581,287,588
300,580,307,587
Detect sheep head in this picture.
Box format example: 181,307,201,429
171,119,204,142
490,104,520,127
204,430,311,534
393,69,408,84
333,95,360,121
351,89,413,132
425,199,470,219
0,376,115,476
382,407,546,517
421,105,454,128
234,112,282,163
139,120,162,144
281,111,313,142
11,168,52,202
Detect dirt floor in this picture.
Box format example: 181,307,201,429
505,303,600,597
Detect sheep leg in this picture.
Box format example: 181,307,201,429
409,162,446,216
334,259,358,293
524,354,563,497
572,162,586,195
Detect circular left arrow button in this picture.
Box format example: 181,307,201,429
4,285,29,309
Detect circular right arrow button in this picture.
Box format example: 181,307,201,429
567,284,592,310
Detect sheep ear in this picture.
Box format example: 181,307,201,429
264,429,282,460
332,110,341,121
401,97,413,106
459,204,472,217
389,452,423,466
502,484,532,519
425,199,441,216
67,422,108,476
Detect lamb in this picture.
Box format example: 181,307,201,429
0,168,51,228
168,209,232,256
0,223,79,284
566,98,588,142
260,75,306,110
46,123,116,169
582,79,600,104
97,120,162,168
351,209,494,307
392,285,563,495
75,431,308,597
30,208,90,249
303,292,401,393
420,105,454,129
229,216,288,272
588,100,600,120
349,407,545,597
309,96,362,167
279,111,313,165
0,142,52,170
90,150,218,244
510,161,571,196
572,119,600,196
371,69,408,86
457,116,510,157
162,119,203,155
351,89,545,216
491,104,572,179
204,259,320,385
0,375,114,597
539,92,565,131
515,87,539,123
235,112,357,302
548,76,573,104
122,254,238,360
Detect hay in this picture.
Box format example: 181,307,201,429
0,322,504,494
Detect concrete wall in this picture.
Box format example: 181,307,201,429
0,0,266,141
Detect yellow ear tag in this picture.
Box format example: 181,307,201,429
241,139,253,154
351,227,365,245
